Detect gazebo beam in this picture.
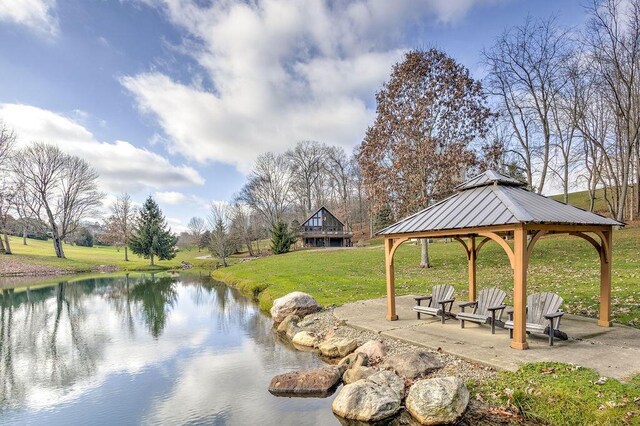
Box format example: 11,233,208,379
384,237,398,321
599,229,613,327
469,236,477,301
511,224,529,350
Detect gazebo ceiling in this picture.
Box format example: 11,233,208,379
378,170,623,236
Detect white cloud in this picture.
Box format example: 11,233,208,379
0,0,58,37
0,103,205,193
123,0,498,172
155,191,188,205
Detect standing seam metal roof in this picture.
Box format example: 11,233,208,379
377,170,623,235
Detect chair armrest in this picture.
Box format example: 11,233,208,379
487,304,507,312
544,311,565,319
414,296,432,307
458,301,478,308
438,298,455,313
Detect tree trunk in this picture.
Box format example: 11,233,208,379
150,253,154,266
53,237,65,258
0,232,4,253
22,226,27,245
3,232,11,255
420,238,431,268
124,246,129,262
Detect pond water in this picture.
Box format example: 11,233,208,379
0,274,341,425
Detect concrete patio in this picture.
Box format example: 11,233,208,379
334,295,640,380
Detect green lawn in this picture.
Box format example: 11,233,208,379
213,225,640,326
2,235,220,274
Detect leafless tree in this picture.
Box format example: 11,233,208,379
229,200,258,257
0,122,16,253
14,143,103,258
584,0,640,221
325,146,352,227
484,17,571,193
187,216,206,251
103,193,137,260
285,141,327,217
239,152,292,228
208,202,234,267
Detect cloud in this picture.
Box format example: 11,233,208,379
0,103,205,193
123,0,497,172
0,0,59,37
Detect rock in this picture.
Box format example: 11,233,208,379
276,314,300,339
340,351,369,367
354,340,387,362
180,261,193,269
381,350,443,380
292,331,318,347
269,365,346,396
343,366,376,384
318,337,358,358
270,292,321,324
332,370,404,422
405,377,469,425
298,316,319,327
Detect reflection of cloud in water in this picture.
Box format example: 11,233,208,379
0,277,336,424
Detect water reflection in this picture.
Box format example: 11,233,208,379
0,274,337,425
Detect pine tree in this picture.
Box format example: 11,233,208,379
270,220,296,255
129,196,178,266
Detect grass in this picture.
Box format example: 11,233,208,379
213,225,640,326
474,363,640,425
2,235,222,274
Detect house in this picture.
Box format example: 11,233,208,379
300,207,352,248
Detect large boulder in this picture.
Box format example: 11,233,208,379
405,377,469,425
381,350,443,380
343,366,376,384
332,370,404,422
355,340,387,362
318,337,358,358
276,314,300,339
269,365,346,397
270,292,321,324
292,331,318,347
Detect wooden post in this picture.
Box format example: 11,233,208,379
598,229,613,327
468,236,477,301
511,225,529,350
385,237,398,320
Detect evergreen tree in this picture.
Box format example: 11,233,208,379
129,196,178,266
270,220,296,255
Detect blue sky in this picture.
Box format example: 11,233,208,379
0,0,587,231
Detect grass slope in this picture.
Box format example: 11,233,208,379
213,225,640,326
1,235,219,274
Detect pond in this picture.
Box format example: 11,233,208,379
0,273,340,425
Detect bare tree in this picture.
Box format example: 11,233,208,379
285,141,327,217
585,0,640,221
14,143,103,258
325,146,352,227
103,193,137,260
484,17,571,193
239,152,292,228
0,122,16,254
187,216,206,251
208,203,234,267
229,201,257,257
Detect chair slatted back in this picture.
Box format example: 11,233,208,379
527,292,563,325
429,285,455,308
475,287,507,319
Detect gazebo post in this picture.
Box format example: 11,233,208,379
511,225,529,350
598,229,613,327
468,236,477,301
385,237,398,321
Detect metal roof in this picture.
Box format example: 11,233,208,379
378,170,623,235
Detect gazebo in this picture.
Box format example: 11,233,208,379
377,170,623,350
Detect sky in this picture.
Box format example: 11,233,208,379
0,0,589,232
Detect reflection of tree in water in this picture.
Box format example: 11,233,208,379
0,282,107,409
130,276,178,339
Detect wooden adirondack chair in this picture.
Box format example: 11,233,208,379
457,287,507,334
413,285,455,324
504,292,565,346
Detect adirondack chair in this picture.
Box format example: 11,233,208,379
457,287,507,334
504,292,565,346
413,285,455,324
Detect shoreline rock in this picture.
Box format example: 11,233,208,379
270,292,321,324
406,377,470,425
269,365,346,397
332,370,404,422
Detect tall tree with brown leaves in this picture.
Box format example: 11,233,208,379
357,49,492,266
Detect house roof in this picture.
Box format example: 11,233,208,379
302,206,345,227
377,170,623,236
